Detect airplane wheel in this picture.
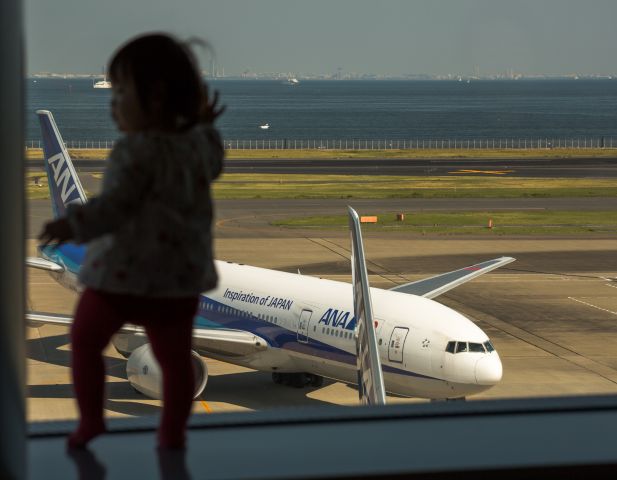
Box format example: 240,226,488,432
309,375,324,387
290,373,309,388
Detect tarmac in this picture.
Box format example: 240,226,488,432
26,175,617,424
27,155,617,176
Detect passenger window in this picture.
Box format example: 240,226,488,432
455,342,468,353
445,341,455,354
469,342,485,353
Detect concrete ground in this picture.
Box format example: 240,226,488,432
27,230,617,423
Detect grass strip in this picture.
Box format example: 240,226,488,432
212,174,617,199
26,172,617,200
272,211,617,235
26,147,617,161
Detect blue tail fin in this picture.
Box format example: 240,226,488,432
37,110,87,218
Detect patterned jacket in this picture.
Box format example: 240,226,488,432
66,124,223,297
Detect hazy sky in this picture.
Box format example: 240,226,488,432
26,0,617,75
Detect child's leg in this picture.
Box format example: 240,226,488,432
142,298,197,448
69,288,126,448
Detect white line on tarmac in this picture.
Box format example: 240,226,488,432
568,297,617,317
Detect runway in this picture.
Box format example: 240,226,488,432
28,155,617,177
27,187,617,241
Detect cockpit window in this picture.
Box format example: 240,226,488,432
445,341,455,354
455,342,468,353
484,340,495,352
469,342,485,353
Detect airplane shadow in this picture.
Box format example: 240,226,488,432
201,370,336,410
27,333,339,416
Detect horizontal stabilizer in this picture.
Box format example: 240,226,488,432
390,256,515,299
26,257,64,272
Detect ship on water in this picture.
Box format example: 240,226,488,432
93,76,111,89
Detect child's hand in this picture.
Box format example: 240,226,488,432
39,218,74,247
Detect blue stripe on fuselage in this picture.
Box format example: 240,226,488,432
195,295,437,381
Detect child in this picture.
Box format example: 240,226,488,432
39,33,225,450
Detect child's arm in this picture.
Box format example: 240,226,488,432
65,138,151,243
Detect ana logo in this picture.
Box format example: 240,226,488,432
318,308,356,330
48,152,78,204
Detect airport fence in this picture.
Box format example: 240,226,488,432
25,137,617,150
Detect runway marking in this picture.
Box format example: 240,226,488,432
200,400,213,414
568,297,617,317
448,169,514,175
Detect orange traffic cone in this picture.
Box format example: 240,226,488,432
488,218,494,229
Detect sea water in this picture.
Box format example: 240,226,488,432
26,79,617,143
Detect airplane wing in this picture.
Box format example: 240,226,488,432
348,207,386,406
26,311,268,357
389,256,515,299
26,257,64,272
26,311,141,334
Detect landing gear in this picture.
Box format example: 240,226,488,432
272,372,324,388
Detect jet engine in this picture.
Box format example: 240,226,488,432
126,343,208,400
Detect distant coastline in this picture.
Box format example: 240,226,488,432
28,73,616,81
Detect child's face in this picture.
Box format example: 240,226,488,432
111,74,149,133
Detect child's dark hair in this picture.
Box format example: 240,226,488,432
108,33,222,131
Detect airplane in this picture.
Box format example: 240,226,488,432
27,109,513,403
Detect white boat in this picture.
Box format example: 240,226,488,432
93,76,111,89
285,77,299,86
259,123,270,130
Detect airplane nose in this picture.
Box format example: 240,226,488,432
475,354,503,385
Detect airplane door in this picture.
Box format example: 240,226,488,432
297,309,312,344
388,327,409,363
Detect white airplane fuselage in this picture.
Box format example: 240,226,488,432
42,245,502,400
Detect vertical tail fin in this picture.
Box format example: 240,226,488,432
36,110,87,218
348,207,386,406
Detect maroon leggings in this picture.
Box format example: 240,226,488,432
71,288,198,448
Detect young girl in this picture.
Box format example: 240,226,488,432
39,33,224,449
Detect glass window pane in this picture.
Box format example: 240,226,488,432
446,341,455,353
469,342,485,353
456,342,468,353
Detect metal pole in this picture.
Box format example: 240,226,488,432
0,0,26,477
